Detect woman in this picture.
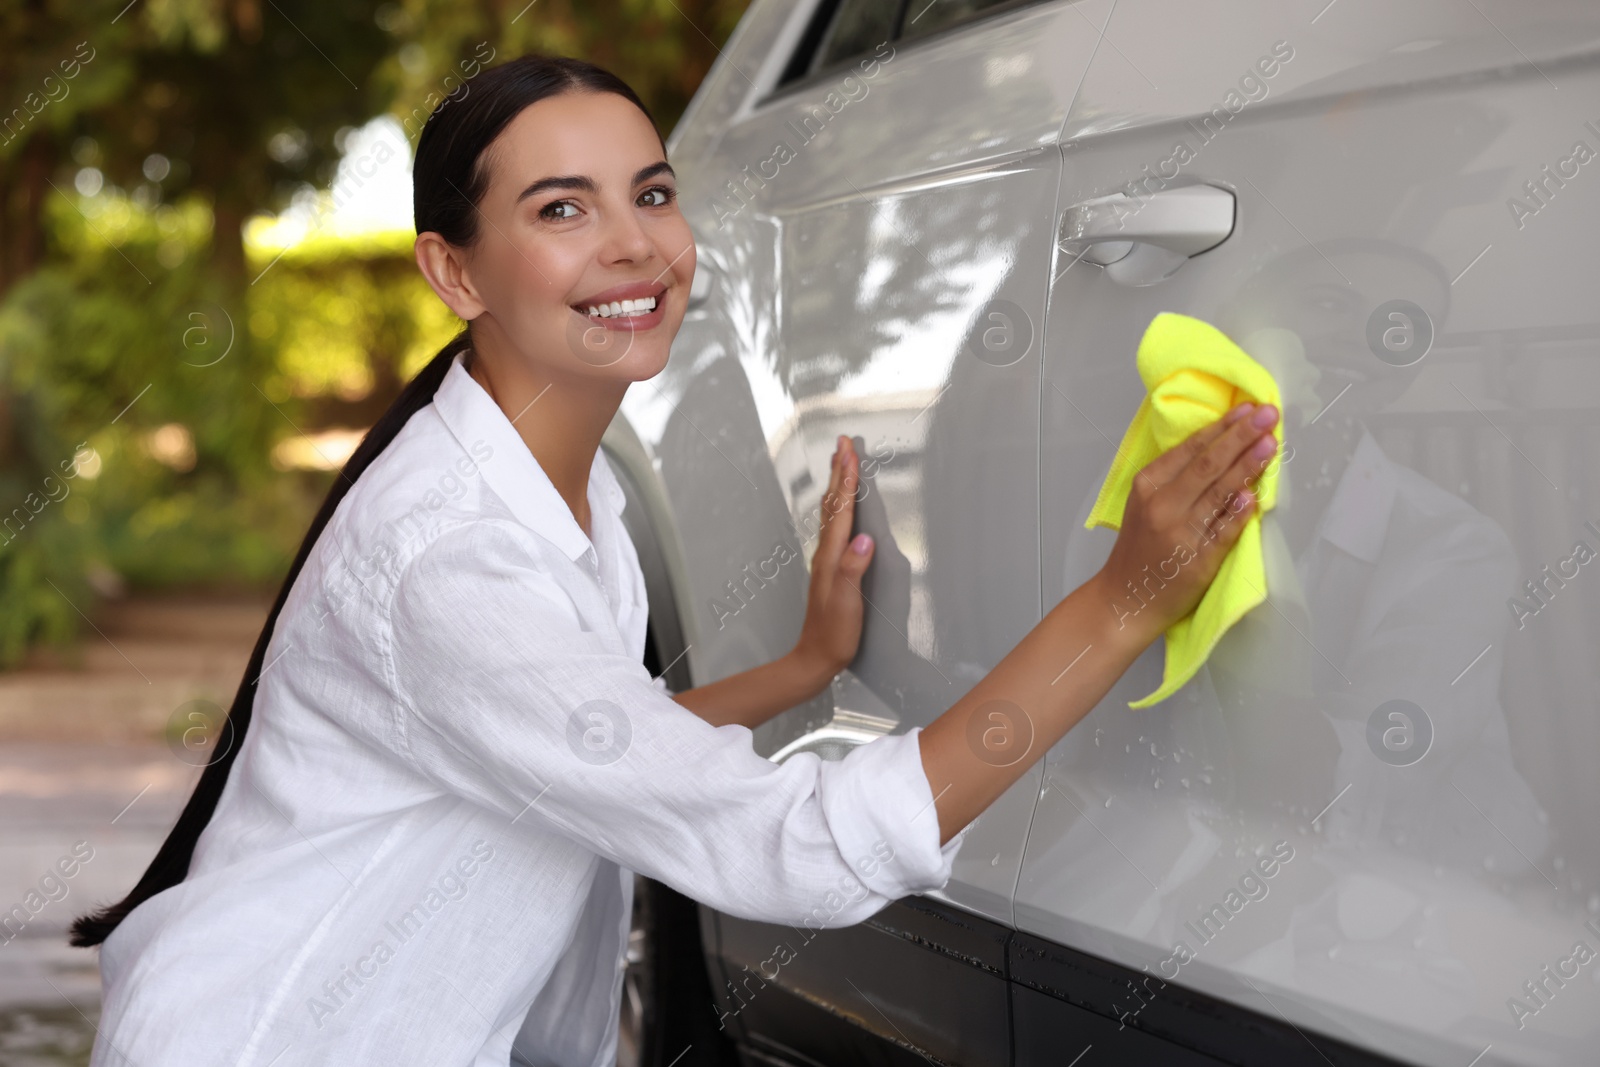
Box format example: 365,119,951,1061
72,54,1278,1066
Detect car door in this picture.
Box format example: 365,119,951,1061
632,0,1108,1061
1023,2,1600,1065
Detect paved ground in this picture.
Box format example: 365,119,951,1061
0,595,266,1066
0,594,646,1066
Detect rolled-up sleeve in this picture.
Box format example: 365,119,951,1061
387,520,966,928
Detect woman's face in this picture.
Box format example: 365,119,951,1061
440,90,696,385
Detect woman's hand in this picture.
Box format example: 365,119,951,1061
1095,401,1280,643
792,435,877,680
672,436,875,729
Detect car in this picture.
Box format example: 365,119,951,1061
599,1,1600,1064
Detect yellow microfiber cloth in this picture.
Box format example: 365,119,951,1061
1086,312,1285,709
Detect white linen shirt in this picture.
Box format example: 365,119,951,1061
93,349,965,1067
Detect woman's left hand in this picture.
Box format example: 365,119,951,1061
672,436,874,728
792,435,876,681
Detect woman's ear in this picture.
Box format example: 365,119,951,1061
415,232,488,322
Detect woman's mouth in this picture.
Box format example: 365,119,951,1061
571,291,666,331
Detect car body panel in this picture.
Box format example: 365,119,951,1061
612,1,1600,1064
1026,3,1600,1065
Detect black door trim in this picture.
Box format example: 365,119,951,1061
709,894,1419,1067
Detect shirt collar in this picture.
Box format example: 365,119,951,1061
431,348,627,562
1314,426,1396,564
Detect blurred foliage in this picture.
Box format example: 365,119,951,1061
371,0,750,141
0,0,749,668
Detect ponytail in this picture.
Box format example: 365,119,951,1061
69,332,470,946
70,50,663,947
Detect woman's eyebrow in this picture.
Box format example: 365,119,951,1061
516,161,675,203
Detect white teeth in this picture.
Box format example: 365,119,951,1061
583,295,658,319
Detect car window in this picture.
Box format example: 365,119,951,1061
898,0,1023,42
809,0,900,77
780,0,1047,90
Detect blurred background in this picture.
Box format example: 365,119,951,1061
0,1,745,1060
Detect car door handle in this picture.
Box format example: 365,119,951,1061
767,708,898,764
1058,183,1236,285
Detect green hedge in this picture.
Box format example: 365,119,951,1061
0,189,457,667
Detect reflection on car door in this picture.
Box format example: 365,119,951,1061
1027,2,1600,1064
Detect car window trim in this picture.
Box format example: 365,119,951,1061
760,0,1063,111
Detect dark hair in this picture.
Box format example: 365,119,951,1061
70,53,662,948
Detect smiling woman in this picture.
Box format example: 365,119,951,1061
70,50,1281,1067
69,53,893,1067
409,83,697,527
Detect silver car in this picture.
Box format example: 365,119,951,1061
602,1,1600,1064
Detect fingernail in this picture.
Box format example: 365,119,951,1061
1250,434,1277,458
851,532,872,554
1251,404,1278,428
1226,403,1254,424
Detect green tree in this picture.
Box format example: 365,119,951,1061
0,0,751,669
375,0,749,142
0,0,397,665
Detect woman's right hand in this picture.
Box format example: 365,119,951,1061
1095,401,1281,643
919,399,1281,848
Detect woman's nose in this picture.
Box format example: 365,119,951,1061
599,204,655,263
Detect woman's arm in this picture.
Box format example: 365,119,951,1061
389,518,958,928
669,650,837,729
674,401,1280,849
671,435,875,729
918,401,1281,845
385,406,1276,923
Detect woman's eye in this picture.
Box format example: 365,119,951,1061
640,185,677,207
540,200,578,221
